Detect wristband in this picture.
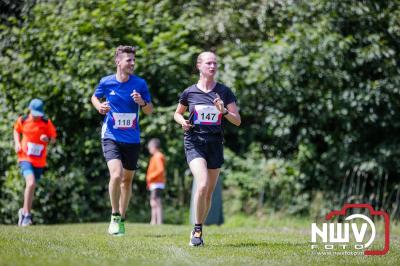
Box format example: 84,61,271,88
140,102,147,107
222,108,229,115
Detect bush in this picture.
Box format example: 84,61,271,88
223,144,309,216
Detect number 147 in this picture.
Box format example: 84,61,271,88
201,113,216,120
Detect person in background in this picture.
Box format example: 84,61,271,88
13,98,57,226
146,138,166,225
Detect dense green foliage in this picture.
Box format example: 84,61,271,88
1,0,400,224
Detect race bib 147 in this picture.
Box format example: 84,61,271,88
112,113,137,129
193,105,222,125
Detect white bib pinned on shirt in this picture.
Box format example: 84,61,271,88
112,113,137,129
193,105,222,125
27,142,44,157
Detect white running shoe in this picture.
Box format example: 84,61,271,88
108,214,121,235
18,208,23,226
18,209,32,227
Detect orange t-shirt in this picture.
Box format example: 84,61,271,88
146,151,166,187
14,115,57,167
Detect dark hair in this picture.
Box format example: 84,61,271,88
115,45,136,59
148,138,161,149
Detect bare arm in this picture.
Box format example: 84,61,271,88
130,91,153,115
213,97,241,126
43,120,57,145
141,102,153,115
174,103,193,131
13,129,21,153
91,95,110,115
39,135,56,144
223,102,241,126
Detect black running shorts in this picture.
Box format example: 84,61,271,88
184,139,224,169
102,138,140,170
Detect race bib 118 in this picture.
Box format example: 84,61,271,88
193,105,222,125
112,113,137,129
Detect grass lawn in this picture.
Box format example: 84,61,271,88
0,216,399,266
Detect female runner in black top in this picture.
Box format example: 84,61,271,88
174,51,241,246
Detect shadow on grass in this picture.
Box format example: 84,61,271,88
222,242,306,248
143,234,180,238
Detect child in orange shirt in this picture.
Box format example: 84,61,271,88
146,138,166,225
13,99,57,226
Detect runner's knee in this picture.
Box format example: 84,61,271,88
196,183,208,197
120,179,132,190
205,190,213,202
26,181,36,190
121,175,133,185
25,174,36,189
110,173,122,182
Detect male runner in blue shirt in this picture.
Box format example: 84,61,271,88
91,45,153,236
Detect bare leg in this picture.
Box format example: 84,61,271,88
150,195,157,225
189,158,210,224
203,168,220,222
119,169,134,218
23,174,36,214
156,197,163,225
107,159,123,214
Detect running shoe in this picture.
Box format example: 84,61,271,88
22,214,33,226
17,208,23,226
18,209,32,227
119,218,125,236
189,229,204,247
108,214,121,235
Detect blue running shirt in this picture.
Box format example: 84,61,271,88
94,74,151,143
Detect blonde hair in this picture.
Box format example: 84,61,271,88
196,51,216,66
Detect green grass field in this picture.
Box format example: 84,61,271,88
0,217,399,266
